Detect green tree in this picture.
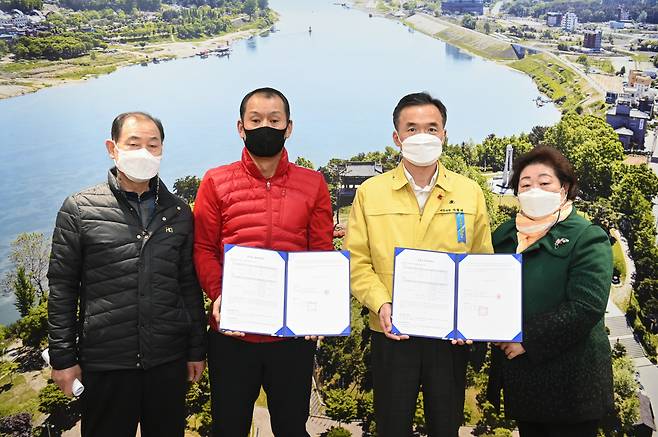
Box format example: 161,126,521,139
323,426,352,437
38,382,80,434
612,163,658,202
16,300,48,348
324,388,358,428
243,0,257,18
484,21,491,34
257,0,267,10
13,267,36,317
543,114,624,200
576,198,620,236
173,175,201,205
612,340,627,359
2,232,50,303
356,390,375,435
601,355,640,435
462,13,476,30
295,156,315,169
475,134,533,172
636,279,658,311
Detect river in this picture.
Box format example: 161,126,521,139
0,0,561,324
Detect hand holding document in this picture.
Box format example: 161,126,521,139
391,248,522,342
219,245,351,337
42,349,84,396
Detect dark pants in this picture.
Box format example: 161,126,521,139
80,359,188,437
517,420,600,437
371,332,468,437
208,331,316,437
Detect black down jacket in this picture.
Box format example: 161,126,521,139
47,169,206,371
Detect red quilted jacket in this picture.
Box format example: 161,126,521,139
193,147,334,342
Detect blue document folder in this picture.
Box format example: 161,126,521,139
391,247,523,342
220,244,351,337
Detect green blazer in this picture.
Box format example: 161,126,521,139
488,208,614,423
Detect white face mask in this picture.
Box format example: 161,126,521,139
399,133,443,167
518,187,564,219
113,145,162,183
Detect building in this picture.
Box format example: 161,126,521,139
606,100,650,150
633,392,656,437
606,91,619,104
610,20,625,30
441,0,484,15
630,70,653,89
336,161,383,210
583,30,602,51
546,12,562,27
561,12,578,32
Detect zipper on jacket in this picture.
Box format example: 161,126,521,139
266,180,272,247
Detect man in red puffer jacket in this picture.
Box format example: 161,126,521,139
193,87,334,437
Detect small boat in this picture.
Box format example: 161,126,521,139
216,47,231,57
308,26,312,33
152,57,160,64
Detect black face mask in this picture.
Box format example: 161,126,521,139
243,125,287,157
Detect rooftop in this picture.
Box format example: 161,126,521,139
341,161,384,178
635,392,657,431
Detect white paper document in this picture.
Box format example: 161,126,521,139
220,245,351,337
391,248,522,342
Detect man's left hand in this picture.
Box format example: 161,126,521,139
187,361,206,382
496,342,526,360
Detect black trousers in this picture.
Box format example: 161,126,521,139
371,332,469,437
80,359,188,437
517,420,600,437
207,331,316,437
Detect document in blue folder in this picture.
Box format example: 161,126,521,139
391,247,523,342
220,244,351,337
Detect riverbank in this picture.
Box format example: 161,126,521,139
352,3,604,115
406,13,604,114
0,27,265,100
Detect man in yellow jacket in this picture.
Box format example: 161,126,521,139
346,92,493,437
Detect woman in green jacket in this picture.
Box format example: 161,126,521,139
489,146,614,437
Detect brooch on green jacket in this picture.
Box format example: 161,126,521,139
554,238,570,249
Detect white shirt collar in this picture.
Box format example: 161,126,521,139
403,164,438,193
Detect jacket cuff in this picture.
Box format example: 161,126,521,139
51,354,78,371
365,285,391,315
187,340,207,362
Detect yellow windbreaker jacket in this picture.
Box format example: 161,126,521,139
345,162,494,332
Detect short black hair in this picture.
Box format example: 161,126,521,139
510,145,579,199
111,111,165,142
240,87,291,121
393,92,448,130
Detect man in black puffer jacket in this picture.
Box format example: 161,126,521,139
47,112,206,437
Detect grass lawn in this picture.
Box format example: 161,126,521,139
0,372,41,417
493,195,518,208
611,240,627,283
464,387,481,426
